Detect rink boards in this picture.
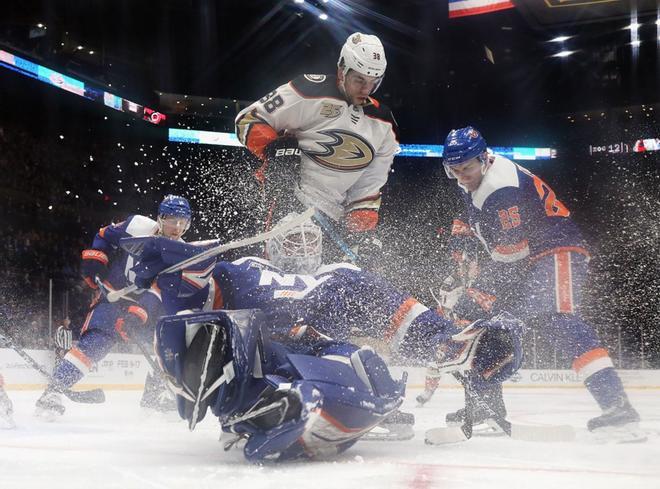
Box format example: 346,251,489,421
2,347,660,390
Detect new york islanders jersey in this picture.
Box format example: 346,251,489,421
235,74,400,226
82,215,160,290
450,155,588,265
155,255,455,359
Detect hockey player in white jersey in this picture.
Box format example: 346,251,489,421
235,32,400,264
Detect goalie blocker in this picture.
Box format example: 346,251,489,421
154,309,406,462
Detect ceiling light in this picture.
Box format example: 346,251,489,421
294,0,304,3
549,36,571,42
631,40,641,47
89,50,94,55
319,13,328,20
625,22,641,30
552,50,575,58
77,45,83,50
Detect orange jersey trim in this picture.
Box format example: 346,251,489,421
494,239,529,255
572,347,609,373
531,246,591,262
385,297,418,341
81,249,109,265
69,347,93,369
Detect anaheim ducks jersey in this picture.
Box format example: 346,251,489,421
235,74,400,224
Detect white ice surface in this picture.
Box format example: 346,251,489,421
1,387,658,489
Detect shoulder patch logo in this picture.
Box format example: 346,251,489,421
320,102,343,119
351,34,362,44
304,74,327,83
305,130,375,172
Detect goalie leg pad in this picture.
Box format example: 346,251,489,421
180,322,228,428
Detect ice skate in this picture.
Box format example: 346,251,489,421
140,372,178,412
35,391,65,421
0,387,15,429
588,401,647,443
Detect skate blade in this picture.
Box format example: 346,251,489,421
34,407,63,422
591,422,648,444
445,420,504,436
0,415,16,430
362,424,415,441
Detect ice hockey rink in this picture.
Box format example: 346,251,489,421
2,386,658,489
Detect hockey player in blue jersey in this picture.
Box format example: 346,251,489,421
34,195,192,419
438,126,643,442
125,214,524,450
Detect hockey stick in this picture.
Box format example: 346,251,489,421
312,211,359,263
107,207,316,302
94,278,171,385
425,372,575,444
0,331,105,404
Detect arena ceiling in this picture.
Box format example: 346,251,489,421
2,0,659,142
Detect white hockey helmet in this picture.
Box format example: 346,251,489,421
337,32,387,93
266,213,323,275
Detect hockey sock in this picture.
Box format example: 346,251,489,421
584,367,629,411
53,329,115,390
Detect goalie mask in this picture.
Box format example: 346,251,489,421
266,213,322,275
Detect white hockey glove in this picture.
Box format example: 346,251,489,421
55,325,73,350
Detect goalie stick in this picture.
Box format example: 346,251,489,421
106,207,316,303
425,372,575,444
0,331,105,404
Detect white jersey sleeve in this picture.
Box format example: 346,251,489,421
236,74,400,226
